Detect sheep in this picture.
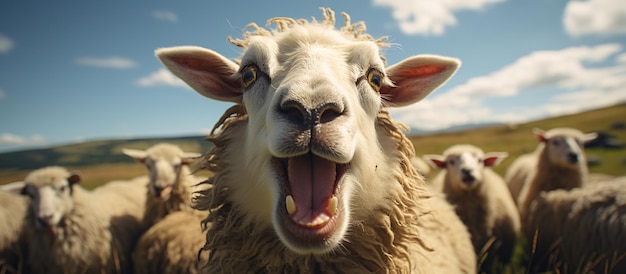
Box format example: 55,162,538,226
0,187,28,274
131,210,209,274
122,143,202,228
424,144,520,271
515,127,597,220
18,166,145,274
411,155,431,177
524,177,626,273
155,8,476,273
123,143,209,274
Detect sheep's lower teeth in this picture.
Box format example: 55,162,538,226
285,195,338,225
286,195,297,215
328,196,337,216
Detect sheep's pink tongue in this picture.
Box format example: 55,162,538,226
288,154,335,224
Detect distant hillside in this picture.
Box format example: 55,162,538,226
1,103,624,187
0,135,212,170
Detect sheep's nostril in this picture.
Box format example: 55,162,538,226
567,153,579,164
318,102,342,124
280,99,310,125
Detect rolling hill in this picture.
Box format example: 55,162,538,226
1,103,624,188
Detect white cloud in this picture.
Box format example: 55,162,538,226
76,57,136,69
0,34,14,54
391,43,626,130
152,10,178,23
136,68,188,88
0,133,46,145
373,0,504,35
564,0,626,37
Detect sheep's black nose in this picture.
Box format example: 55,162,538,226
567,152,579,163
461,169,472,177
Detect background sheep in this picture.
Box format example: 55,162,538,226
515,127,597,219
0,187,28,274
524,177,626,273
424,144,520,271
411,155,431,177
123,143,201,228
131,210,209,274
156,8,476,273
123,143,208,274
19,166,145,274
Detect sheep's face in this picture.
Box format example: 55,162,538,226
157,18,460,254
535,128,597,169
20,169,80,235
123,144,199,200
425,145,507,190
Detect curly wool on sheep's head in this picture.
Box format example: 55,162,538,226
156,8,464,271
19,166,80,234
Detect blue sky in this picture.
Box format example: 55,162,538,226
0,0,625,153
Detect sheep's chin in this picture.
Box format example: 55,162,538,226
271,156,349,254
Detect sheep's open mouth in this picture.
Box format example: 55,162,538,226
462,176,476,185
151,185,173,200
273,153,348,247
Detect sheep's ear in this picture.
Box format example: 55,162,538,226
382,55,460,107
67,173,81,186
181,152,202,165
156,46,242,103
1,181,26,194
533,128,547,143
123,148,148,163
583,132,598,144
483,152,508,167
423,155,447,169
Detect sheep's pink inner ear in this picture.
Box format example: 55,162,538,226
67,174,81,186
156,46,242,103
483,157,500,167
381,55,460,107
423,155,447,169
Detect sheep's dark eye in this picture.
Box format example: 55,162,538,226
448,159,456,166
58,185,66,193
366,69,383,92
241,65,258,88
551,139,560,146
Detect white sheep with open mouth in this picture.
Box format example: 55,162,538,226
157,8,476,273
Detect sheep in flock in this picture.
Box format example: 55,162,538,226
156,8,476,273
514,127,597,220
123,143,208,274
424,144,520,271
18,166,146,274
525,177,626,273
122,143,202,228
411,155,431,177
0,187,28,274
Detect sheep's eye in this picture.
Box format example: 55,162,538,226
551,139,560,146
366,69,383,92
448,159,456,166
58,185,66,193
241,65,258,88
